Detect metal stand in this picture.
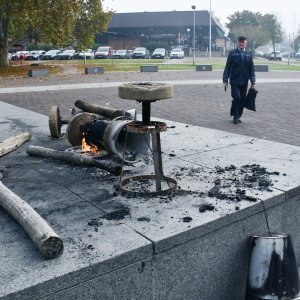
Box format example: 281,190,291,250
118,100,177,196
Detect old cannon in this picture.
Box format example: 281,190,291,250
48,100,147,163
48,100,136,139
47,82,178,195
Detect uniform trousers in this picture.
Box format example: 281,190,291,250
230,85,248,119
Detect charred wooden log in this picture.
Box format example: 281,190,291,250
26,145,122,176
0,181,63,259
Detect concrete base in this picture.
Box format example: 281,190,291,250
85,67,104,74
196,64,212,71
140,65,158,72
0,101,299,300
254,65,269,72
28,69,49,77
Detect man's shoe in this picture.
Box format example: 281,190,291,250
233,118,238,124
238,119,242,123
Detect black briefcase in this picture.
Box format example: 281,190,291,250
244,87,258,111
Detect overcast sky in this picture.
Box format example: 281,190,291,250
102,0,298,36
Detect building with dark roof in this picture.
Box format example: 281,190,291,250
96,11,228,52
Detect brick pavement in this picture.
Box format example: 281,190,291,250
0,70,300,147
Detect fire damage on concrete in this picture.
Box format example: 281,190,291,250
0,81,286,256
0,82,299,299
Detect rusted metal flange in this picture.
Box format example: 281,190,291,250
65,112,98,146
118,175,177,197
126,121,167,134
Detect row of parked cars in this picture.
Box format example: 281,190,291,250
112,47,185,59
255,50,283,61
9,46,186,61
10,49,96,61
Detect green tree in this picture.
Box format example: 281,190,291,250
73,0,113,51
261,14,283,54
0,0,112,67
226,10,283,50
293,35,300,52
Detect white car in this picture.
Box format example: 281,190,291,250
56,49,76,60
131,47,150,59
78,49,94,59
42,49,62,60
151,48,167,59
94,46,113,59
268,51,282,61
26,50,46,61
170,48,184,59
113,49,132,59
11,51,30,61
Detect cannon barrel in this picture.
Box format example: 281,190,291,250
75,100,124,119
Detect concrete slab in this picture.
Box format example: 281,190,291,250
158,119,256,157
0,101,299,299
152,205,283,300
178,139,300,197
44,257,153,300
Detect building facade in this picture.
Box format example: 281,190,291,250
96,10,228,54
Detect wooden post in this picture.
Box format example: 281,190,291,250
0,182,63,259
26,145,122,176
0,131,31,157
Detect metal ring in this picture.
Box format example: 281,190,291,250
118,174,177,197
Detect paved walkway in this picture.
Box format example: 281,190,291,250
1,70,300,146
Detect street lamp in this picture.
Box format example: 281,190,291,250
187,28,190,47
191,5,196,65
209,0,212,60
288,33,294,66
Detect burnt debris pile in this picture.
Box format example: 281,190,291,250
207,164,280,202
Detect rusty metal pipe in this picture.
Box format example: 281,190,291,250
75,100,124,119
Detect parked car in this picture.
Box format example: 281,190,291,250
42,49,62,60
254,50,264,57
78,49,94,59
151,48,167,59
11,51,29,61
169,48,184,59
56,49,76,60
113,49,132,59
127,50,134,57
94,46,113,59
131,47,150,59
268,51,282,61
26,50,46,61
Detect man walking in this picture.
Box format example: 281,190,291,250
223,36,256,124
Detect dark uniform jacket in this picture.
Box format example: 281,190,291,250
223,48,255,86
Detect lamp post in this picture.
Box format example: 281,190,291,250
288,33,294,66
209,0,212,60
191,5,196,65
187,28,190,46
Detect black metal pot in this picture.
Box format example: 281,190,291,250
246,233,300,299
